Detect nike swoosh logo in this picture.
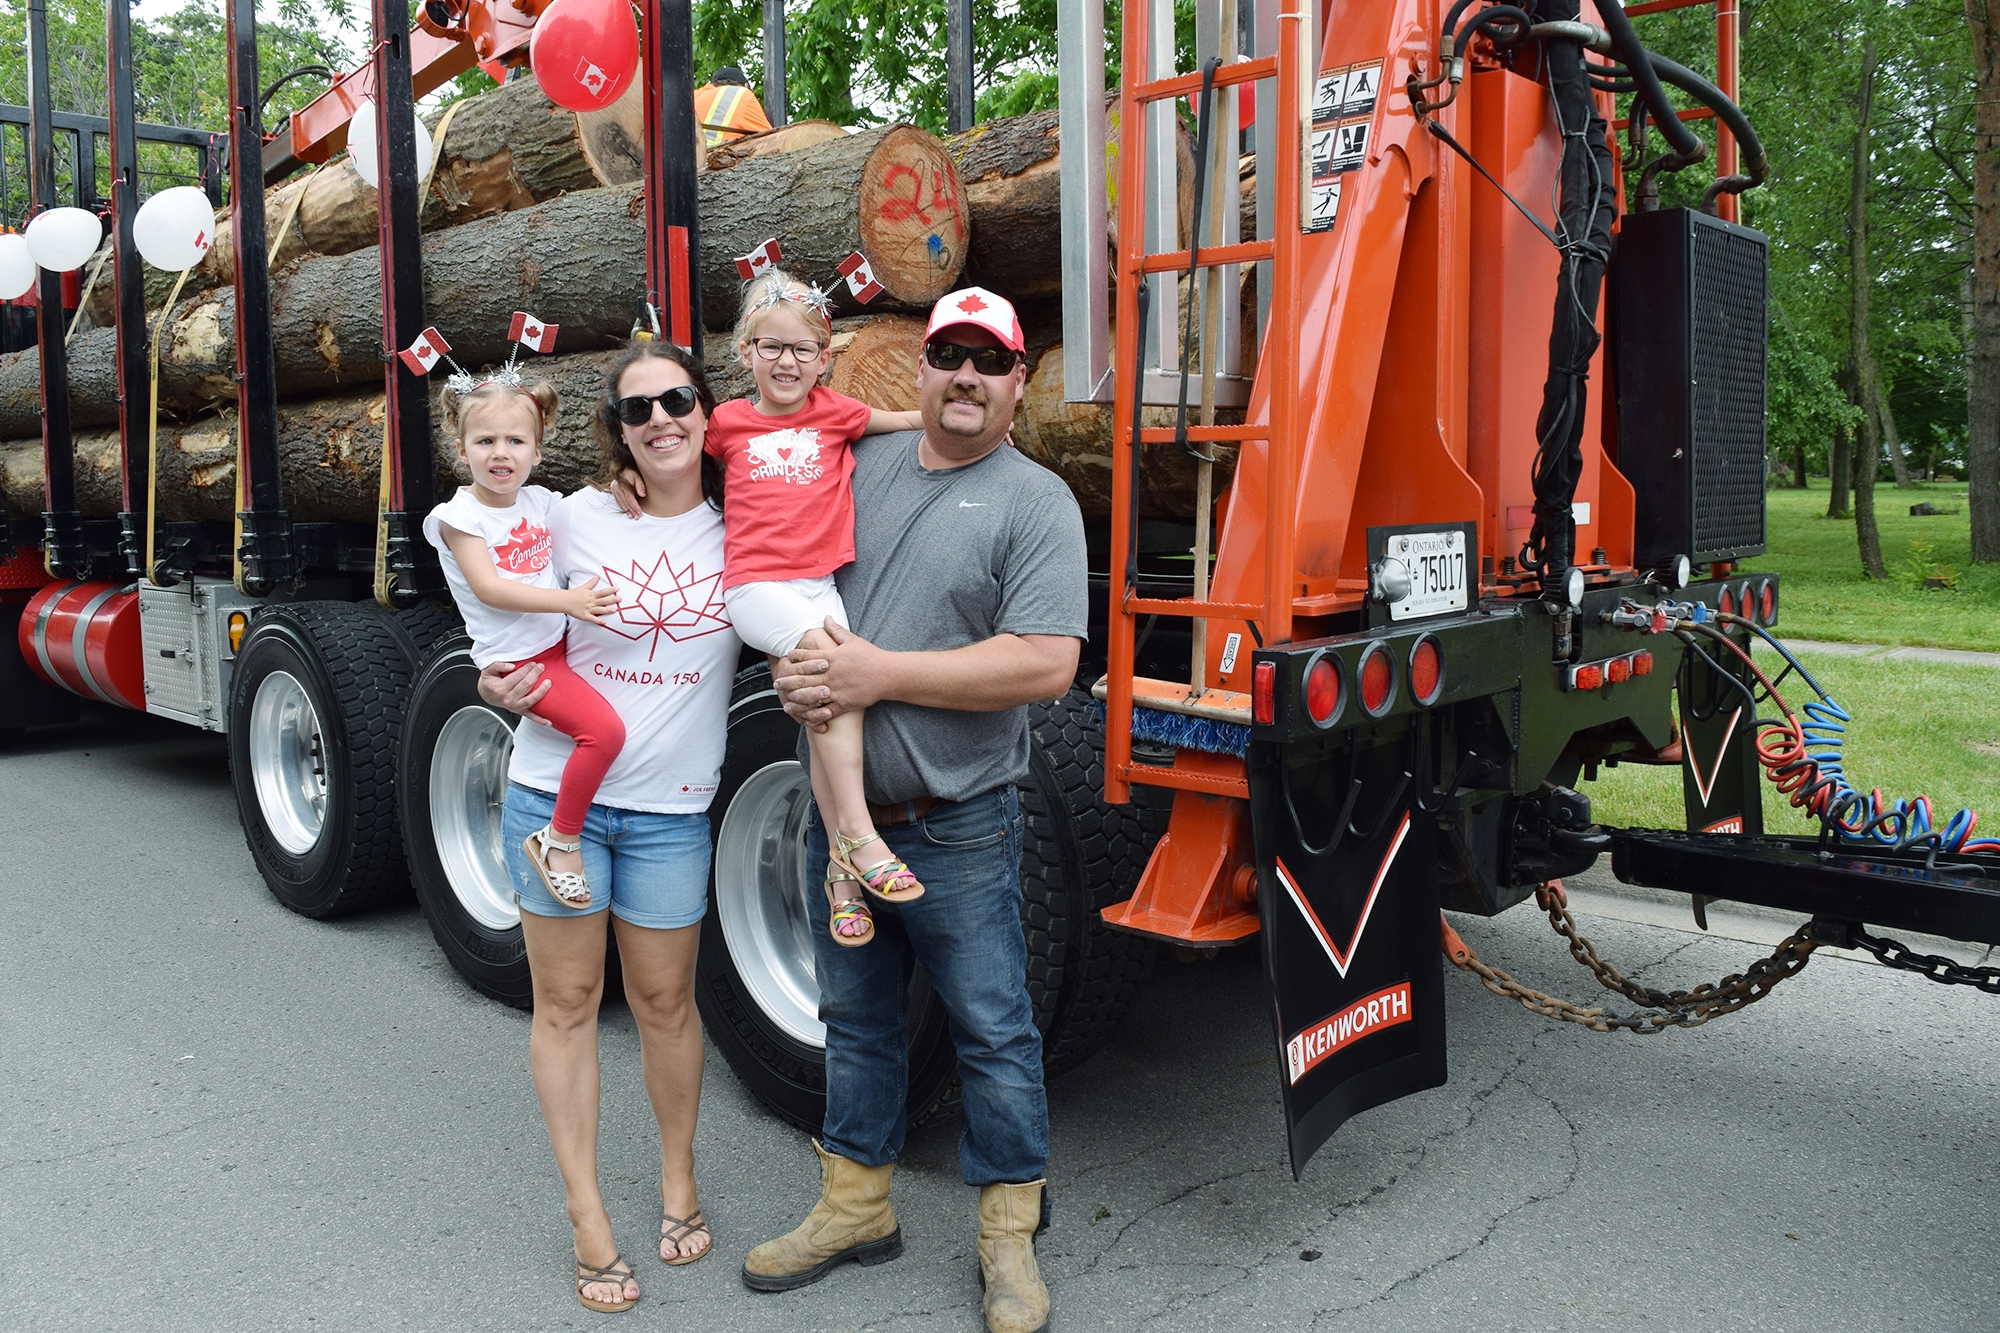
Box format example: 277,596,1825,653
959,501,987,507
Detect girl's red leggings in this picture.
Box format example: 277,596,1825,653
523,642,626,837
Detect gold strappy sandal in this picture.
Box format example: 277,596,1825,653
832,829,926,905
824,854,874,947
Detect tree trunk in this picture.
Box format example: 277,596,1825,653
1847,38,1887,579
1828,423,1852,516
0,348,636,523
1970,0,2000,558
1879,383,1912,486
697,123,968,331
1792,441,1807,488
944,99,1195,303
201,73,654,286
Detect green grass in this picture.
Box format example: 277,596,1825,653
1741,479,2000,652
1587,647,2000,836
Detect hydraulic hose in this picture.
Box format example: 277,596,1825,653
1594,0,1704,166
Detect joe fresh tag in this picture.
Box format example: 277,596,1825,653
1387,530,1469,621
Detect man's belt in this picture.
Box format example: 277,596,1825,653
868,796,943,828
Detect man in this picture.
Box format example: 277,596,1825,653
741,287,1084,1333
693,65,773,147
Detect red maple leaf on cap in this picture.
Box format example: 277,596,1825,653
958,293,989,313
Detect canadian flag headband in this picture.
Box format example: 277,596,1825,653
398,311,561,394
735,237,887,323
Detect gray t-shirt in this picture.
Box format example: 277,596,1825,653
798,430,1088,804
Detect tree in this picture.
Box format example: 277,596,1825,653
1846,36,1887,578
1970,0,2000,558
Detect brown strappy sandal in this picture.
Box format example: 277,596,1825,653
660,1209,713,1266
575,1254,638,1312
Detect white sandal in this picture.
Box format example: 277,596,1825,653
524,824,592,909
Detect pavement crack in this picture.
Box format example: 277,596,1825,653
0,1113,231,1173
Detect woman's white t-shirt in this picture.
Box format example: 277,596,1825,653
423,484,567,667
507,488,741,814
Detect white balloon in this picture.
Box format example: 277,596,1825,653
346,100,434,190
0,234,34,300
24,206,103,272
132,186,216,271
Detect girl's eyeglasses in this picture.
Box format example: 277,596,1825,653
610,386,701,426
750,338,826,362
923,341,1022,376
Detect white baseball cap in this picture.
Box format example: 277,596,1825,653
924,286,1025,354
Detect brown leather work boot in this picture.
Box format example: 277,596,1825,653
741,1140,902,1292
977,1180,1049,1333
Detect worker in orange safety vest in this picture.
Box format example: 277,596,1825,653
694,66,773,147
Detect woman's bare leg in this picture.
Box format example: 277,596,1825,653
611,918,712,1262
519,910,637,1306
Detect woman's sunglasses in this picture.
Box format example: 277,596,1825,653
923,341,1022,376
610,386,701,426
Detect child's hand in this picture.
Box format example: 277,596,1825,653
601,467,646,519
562,576,620,625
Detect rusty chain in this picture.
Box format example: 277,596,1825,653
1439,881,1819,1034
1815,921,2000,994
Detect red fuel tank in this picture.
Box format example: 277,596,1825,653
18,580,145,710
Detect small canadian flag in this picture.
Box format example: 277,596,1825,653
836,251,883,303
576,58,609,98
508,311,559,353
735,238,784,281
398,326,450,375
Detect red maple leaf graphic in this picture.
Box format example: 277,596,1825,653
492,519,551,575
598,554,730,659
957,293,988,314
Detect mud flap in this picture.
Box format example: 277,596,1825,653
1679,632,1763,836
1247,729,1447,1177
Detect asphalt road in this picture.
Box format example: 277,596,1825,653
5,704,1997,1332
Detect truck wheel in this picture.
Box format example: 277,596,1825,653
1023,687,1163,1075
228,602,412,918
397,632,532,1007
696,665,958,1133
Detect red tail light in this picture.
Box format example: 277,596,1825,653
1569,662,1605,691
1718,585,1735,617
1252,661,1276,725
1359,644,1395,715
1737,582,1754,621
1409,636,1442,706
1304,655,1342,726
1606,655,1632,684
1759,580,1776,626
1632,650,1654,676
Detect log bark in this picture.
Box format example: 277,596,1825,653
944,100,1194,301
0,348,632,524
200,73,654,286
698,123,968,330
706,120,849,172
1011,338,1239,518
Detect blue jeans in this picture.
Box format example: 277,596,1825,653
807,785,1049,1185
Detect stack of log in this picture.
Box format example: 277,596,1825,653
8,86,1244,526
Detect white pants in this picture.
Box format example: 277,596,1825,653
723,574,849,657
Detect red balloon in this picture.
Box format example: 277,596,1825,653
531,0,639,113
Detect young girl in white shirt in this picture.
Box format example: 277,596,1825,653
425,377,623,909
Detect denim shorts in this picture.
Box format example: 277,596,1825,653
503,782,711,929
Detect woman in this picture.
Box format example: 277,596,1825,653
479,341,737,1313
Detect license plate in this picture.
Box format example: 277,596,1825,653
1386,530,1469,621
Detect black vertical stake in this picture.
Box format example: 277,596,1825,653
761,0,788,128
28,0,85,577
946,0,976,133
645,0,703,357
107,0,149,581
225,0,293,594
375,0,443,607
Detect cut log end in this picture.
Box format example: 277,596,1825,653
854,125,970,309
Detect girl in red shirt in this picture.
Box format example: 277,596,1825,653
708,271,922,947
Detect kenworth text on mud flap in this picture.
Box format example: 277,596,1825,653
3,0,1996,1179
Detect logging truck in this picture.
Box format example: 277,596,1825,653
7,0,1998,1177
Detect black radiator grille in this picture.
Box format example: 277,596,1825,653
1689,224,1767,556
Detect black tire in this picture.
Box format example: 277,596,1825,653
397,632,534,1006
1022,687,1165,1075
695,665,958,1133
227,601,412,917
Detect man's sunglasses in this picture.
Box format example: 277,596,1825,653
610,386,701,426
923,341,1022,376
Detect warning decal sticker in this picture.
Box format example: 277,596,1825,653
1328,118,1370,174
1307,178,1342,234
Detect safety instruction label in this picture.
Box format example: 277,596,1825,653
1307,177,1342,233
1312,60,1383,123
